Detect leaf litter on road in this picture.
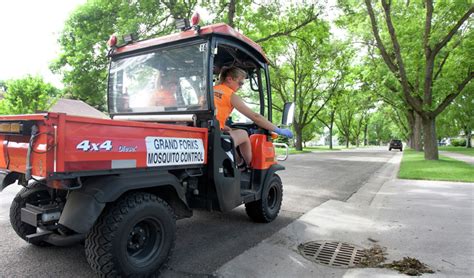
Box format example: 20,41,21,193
356,244,434,276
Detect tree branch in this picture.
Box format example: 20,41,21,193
364,0,399,74
380,0,423,114
255,13,319,43
433,70,473,116
423,0,434,105
432,5,474,56
434,39,461,81
423,0,433,57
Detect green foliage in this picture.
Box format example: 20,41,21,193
399,149,474,182
451,138,467,147
0,76,60,114
51,0,196,110
437,89,474,139
367,105,395,145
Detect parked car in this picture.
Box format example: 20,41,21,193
389,139,403,151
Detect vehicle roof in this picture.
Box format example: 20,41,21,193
113,23,269,63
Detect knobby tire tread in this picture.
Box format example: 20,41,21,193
85,192,175,277
245,174,283,223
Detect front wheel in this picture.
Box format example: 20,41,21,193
245,174,283,223
85,192,176,277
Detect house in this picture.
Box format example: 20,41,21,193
48,98,109,119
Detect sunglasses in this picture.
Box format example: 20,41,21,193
237,80,245,86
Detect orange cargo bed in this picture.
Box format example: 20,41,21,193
0,113,208,178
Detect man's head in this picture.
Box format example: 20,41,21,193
219,66,247,91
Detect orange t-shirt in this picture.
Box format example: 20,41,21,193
153,89,176,106
213,83,234,129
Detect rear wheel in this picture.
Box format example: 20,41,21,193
85,192,176,277
245,174,283,223
10,183,51,247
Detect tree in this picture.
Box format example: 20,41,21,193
361,42,423,150
0,76,60,114
363,0,473,159
51,0,197,110
317,100,338,149
367,106,395,145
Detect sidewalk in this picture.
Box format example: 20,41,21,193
215,153,474,277
440,151,474,165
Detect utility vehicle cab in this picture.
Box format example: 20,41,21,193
107,23,277,132
107,21,293,212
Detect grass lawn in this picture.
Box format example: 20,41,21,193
399,149,474,182
439,146,474,157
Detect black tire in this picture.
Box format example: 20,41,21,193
245,174,283,223
9,184,52,247
85,192,176,277
389,148,392,151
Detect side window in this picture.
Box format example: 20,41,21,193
230,71,261,124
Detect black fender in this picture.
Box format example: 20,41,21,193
59,170,191,234
260,164,285,197
0,171,20,191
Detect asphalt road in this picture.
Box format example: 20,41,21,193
0,147,395,277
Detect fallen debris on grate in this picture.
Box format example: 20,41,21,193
298,242,435,275
297,241,364,268
356,244,387,268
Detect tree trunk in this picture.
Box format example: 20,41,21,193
345,135,349,148
295,127,303,151
407,109,415,149
329,111,335,149
413,112,423,151
466,128,472,148
328,127,333,149
227,0,236,27
422,116,439,160
363,123,368,146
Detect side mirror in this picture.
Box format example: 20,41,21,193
281,102,295,126
249,71,258,91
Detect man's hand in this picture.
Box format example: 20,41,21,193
222,126,232,132
274,127,293,138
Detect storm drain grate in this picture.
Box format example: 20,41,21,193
298,241,364,268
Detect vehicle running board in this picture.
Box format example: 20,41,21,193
241,189,257,203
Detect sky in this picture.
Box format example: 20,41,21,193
0,0,86,87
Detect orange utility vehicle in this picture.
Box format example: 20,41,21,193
0,17,294,277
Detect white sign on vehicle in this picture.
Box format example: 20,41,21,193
145,137,205,166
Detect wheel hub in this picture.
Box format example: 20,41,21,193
267,186,277,209
126,218,163,265
128,226,148,251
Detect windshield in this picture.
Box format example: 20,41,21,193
108,43,208,114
